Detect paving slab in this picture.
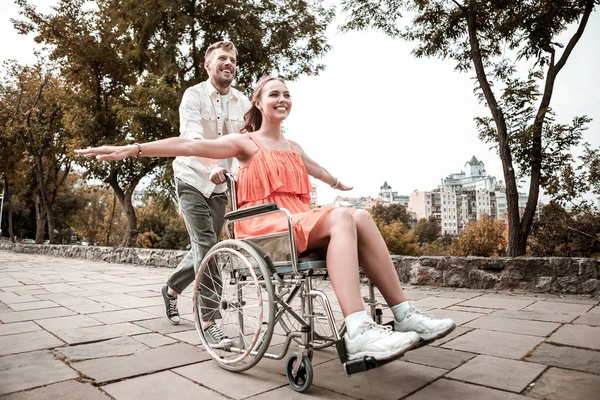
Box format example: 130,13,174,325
431,326,474,347
35,314,104,332
71,343,211,383
405,378,529,400
0,321,41,336
52,322,150,345
523,301,594,314
428,309,483,325
526,343,600,375
447,305,492,314
0,292,39,304
589,306,600,314
446,354,546,392
526,367,600,400
102,370,227,400
0,330,65,356
87,308,157,324
463,316,560,337
402,345,476,370
166,329,202,345
0,306,76,323
312,360,446,400
56,336,149,361
457,296,536,310
442,329,544,359
133,316,197,334
488,309,578,323
435,291,484,300
0,351,79,396
132,332,178,348
63,302,121,314
572,313,600,327
414,296,465,308
547,324,600,350
174,359,287,399
7,300,60,311
1,380,111,400
249,385,355,399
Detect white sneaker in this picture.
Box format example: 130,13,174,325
345,320,419,361
394,302,456,341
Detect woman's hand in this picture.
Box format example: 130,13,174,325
335,182,353,191
75,145,137,161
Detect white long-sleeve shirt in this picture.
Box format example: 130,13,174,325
173,80,250,197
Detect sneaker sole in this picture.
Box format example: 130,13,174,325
206,339,233,350
347,338,420,361
418,323,456,342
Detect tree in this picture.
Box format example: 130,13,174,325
529,202,600,257
413,216,440,244
451,215,507,257
341,0,599,256
15,0,334,246
370,203,410,227
378,221,421,256
0,61,72,243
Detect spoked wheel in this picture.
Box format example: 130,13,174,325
285,352,313,393
192,240,275,372
279,273,345,350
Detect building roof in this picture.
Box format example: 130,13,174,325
466,155,480,165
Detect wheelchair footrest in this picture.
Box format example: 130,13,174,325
335,338,404,376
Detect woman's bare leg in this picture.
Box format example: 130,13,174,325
352,210,407,306
304,208,365,316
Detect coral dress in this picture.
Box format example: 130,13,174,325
234,134,335,255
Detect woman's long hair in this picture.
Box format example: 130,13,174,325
241,76,285,133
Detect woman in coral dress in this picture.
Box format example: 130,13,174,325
76,76,455,361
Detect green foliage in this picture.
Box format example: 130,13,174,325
529,202,600,257
377,220,421,256
413,216,439,244
370,203,410,227
451,215,507,257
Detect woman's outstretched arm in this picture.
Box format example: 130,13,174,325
289,140,352,191
75,135,249,162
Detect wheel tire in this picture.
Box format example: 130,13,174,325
285,352,313,393
192,239,275,372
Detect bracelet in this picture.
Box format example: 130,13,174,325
331,178,339,189
134,143,142,157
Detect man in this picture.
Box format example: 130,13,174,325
161,41,250,348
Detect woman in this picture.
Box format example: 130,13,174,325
76,76,455,361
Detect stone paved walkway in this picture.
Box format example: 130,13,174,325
1,251,599,399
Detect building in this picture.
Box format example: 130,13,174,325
408,156,529,235
378,181,409,207
310,180,318,207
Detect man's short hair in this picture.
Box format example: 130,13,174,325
205,41,238,61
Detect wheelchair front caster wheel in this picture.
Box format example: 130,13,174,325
285,352,313,393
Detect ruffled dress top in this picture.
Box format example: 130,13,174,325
234,134,335,254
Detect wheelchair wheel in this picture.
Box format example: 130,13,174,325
279,275,345,350
193,240,275,372
285,352,313,393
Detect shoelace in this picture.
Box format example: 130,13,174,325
405,301,433,320
168,298,178,315
206,324,224,341
359,320,394,336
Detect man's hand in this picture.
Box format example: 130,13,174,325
209,167,228,184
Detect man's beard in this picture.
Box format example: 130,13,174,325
214,74,234,87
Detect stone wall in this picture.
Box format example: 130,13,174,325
1,243,598,295
0,243,187,268
392,256,599,295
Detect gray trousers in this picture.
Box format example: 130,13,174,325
167,179,228,320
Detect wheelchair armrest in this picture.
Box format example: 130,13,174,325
225,203,280,221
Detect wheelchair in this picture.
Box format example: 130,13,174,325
191,175,400,392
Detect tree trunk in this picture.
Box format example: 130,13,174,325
35,193,46,243
120,190,138,247
465,5,525,256
105,190,117,246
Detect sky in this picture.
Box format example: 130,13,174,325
2,1,599,205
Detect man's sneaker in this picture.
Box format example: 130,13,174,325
203,323,234,349
394,302,456,341
161,285,180,325
345,320,419,361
